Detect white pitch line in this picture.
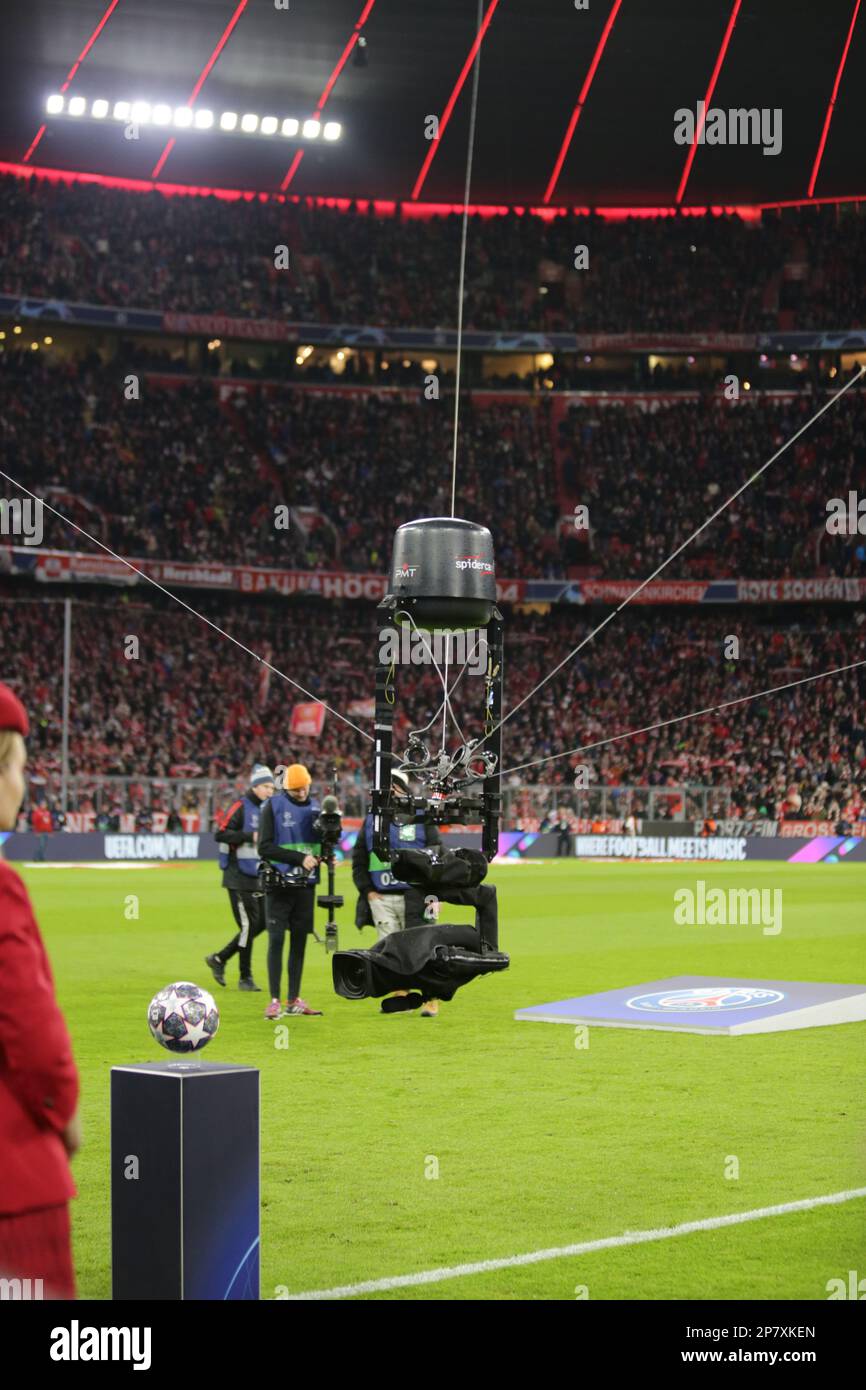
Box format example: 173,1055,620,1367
287,1186,866,1299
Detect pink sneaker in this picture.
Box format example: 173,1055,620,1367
284,997,323,1016
265,999,282,1020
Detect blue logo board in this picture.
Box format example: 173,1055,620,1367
515,976,866,1035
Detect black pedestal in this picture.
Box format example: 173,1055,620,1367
111,1061,259,1300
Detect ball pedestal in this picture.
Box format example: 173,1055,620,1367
111,1061,259,1300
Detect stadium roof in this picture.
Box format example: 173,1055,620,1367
3,0,865,209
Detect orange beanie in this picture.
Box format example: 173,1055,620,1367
284,763,312,791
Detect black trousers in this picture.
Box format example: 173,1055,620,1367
265,887,315,1000
217,888,266,977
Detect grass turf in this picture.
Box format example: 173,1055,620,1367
20,857,866,1301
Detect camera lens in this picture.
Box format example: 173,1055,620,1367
332,953,370,999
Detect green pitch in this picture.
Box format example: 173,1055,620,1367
22,858,866,1301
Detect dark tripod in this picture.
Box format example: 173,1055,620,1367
314,768,344,953
316,852,343,954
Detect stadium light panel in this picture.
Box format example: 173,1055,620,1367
38,96,342,147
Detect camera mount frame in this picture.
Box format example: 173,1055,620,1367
371,595,503,863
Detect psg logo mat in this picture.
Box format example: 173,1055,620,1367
514,976,866,1035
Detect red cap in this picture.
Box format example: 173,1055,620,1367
0,683,29,736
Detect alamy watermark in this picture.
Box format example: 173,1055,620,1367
674,102,782,157
826,1270,865,1299
379,626,487,676
674,880,782,936
0,497,43,545
1,1276,43,1299
825,491,866,534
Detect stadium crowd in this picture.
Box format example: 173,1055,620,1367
558,387,866,579
3,176,865,837
3,592,863,829
2,350,864,580
0,351,559,576
3,174,865,332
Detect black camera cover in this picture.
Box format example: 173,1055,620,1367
390,846,488,889
332,922,509,1002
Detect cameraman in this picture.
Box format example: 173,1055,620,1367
205,764,275,992
258,763,323,1019
353,771,439,939
353,770,443,1015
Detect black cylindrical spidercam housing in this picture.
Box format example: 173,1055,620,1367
372,515,503,864
388,516,496,629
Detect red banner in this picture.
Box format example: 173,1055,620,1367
290,703,326,738
580,580,712,604
163,312,294,342
7,548,866,607
778,820,866,838
737,578,864,602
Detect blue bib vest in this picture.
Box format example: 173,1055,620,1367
218,794,261,878
365,814,428,891
269,791,322,886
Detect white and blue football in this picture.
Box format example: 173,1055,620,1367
147,981,220,1053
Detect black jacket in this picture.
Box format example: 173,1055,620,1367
214,790,262,892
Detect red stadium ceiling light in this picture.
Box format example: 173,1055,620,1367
43,94,339,142
542,0,624,206
22,0,121,164
280,0,377,193
675,0,743,205
410,0,501,203
152,0,251,179
3,159,864,218
807,0,861,199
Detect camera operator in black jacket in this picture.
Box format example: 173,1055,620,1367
205,764,274,992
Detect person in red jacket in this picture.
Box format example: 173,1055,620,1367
0,682,80,1299
30,802,53,863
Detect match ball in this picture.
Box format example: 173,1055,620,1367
147,981,220,1053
